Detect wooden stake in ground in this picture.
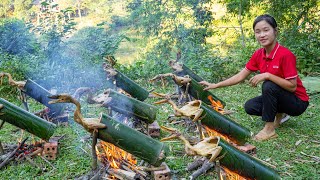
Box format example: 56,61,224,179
92,131,98,170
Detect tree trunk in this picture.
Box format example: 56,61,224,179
201,103,252,145
0,98,56,140
98,114,168,167
219,139,280,179
238,0,246,47
103,89,157,124
111,70,149,101
23,79,65,117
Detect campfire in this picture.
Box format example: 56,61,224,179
95,140,171,179
208,95,225,114
205,126,233,144
97,141,137,169
222,167,248,180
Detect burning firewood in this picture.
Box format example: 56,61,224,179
107,168,140,179
0,72,26,89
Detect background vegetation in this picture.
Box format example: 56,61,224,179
0,0,319,179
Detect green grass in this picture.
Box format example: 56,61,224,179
0,82,319,179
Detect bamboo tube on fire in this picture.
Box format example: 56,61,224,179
98,113,168,166
23,79,65,117
110,70,149,101
102,89,157,124
182,77,226,106
219,139,281,179
0,98,56,140
201,103,252,145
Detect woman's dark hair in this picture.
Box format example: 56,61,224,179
253,14,277,30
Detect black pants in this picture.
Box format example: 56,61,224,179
244,81,309,122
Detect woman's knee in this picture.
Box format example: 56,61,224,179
244,100,256,115
262,80,280,94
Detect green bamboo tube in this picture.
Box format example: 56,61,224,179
183,77,226,106
98,114,168,166
103,89,157,124
23,79,65,117
180,64,204,82
219,139,281,179
0,98,56,140
114,70,149,101
201,103,252,145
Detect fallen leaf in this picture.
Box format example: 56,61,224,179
295,140,302,146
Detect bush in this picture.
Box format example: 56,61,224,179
0,19,38,56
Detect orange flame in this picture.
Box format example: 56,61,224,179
222,167,248,180
205,127,249,179
205,126,234,144
208,95,224,114
97,141,137,169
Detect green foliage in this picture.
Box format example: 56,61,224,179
127,0,217,67
109,15,131,29
0,0,12,18
0,19,38,55
220,0,320,74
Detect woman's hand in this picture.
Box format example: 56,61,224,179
199,81,219,91
249,73,270,87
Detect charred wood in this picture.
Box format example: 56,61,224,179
186,157,206,171
107,168,139,180
189,159,215,180
0,137,28,169
0,141,4,155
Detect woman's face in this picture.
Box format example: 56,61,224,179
254,20,277,48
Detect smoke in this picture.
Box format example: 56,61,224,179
27,26,118,94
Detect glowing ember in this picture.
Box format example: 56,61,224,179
205,126,234,144
96,141,137,169
208,95,224,114
222,166,248,180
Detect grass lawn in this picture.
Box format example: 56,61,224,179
0,82,319,179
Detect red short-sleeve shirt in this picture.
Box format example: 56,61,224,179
245,42,309,101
